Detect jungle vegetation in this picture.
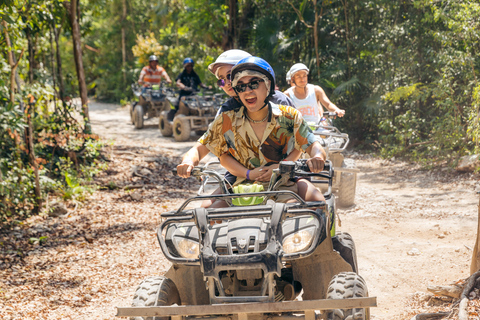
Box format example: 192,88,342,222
0,0,479,220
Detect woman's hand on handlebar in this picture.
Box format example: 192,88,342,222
177,162,194,178
253,165,278,182
306,156,325,173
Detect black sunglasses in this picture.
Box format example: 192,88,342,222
216,73,232,87
233,79,265,93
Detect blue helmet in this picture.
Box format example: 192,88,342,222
231,56,275,97
183,57,194,66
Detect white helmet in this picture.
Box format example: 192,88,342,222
208,49,252,75
288,63,309,79
286,70,292,83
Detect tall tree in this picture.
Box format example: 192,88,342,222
121,0,127,84
2,20,24,107
63,0,90,132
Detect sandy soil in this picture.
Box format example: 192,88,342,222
1,101,479,320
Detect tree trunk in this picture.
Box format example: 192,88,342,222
223,0,237,50
64,0,90,133
27,103,42,214
49,25,58,111
54,24,66,101
3,20,17,103
2,21,25,109
27,29,36,83
470,193,480,274
341,0,350,78
121,0,127,85
237,0,254,49
313,0,322,78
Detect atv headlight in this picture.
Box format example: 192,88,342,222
282,228,315,253
174,238,199,259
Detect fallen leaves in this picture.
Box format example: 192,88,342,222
0,140,198,319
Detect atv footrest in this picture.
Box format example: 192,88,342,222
116,297,376,318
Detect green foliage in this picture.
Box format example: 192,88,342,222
62,172,89,202
1,0,479,227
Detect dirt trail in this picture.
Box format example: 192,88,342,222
341,159,478,318
91,102,479,318
89,102,480,318
1,101,478,319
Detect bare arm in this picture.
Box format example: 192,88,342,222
305,141,326,173
176,79,186,90
314,86,345,117
177,142,211,178
162,70,172,83
138,68,146,85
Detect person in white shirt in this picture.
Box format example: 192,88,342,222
284,63,345,124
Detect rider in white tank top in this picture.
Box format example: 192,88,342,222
285,84,320,123
284,63,345,124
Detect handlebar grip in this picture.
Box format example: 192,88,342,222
172,166,203,177
297,159,330,172
323,111,337,118
296,160,310,172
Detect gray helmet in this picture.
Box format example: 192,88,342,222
149,55,158,62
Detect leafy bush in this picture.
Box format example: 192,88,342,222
0,96,107,224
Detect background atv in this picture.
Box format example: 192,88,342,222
128,82,176,129
310,112,359,208
117,160,376,320
159,90,224,142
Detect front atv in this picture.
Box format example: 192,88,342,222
309,112,359,208
117,160,375,320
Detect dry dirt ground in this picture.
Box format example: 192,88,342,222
1,101,479,320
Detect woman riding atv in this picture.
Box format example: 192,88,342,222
177,56,326,207
178,50,294,206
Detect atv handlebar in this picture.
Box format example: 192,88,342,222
173,160,332,180
172,160,334,212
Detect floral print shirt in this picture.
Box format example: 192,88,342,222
199,102,316,184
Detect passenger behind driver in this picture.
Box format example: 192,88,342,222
178,56,326,208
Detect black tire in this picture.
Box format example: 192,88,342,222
332,232,358,273
195,130,205,136
336,159,357,208
134,104,144,129
131,276,181,320
326,272,370,320
159,111,173,137
128,102,137,125
173,115,191,142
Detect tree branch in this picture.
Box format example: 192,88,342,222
287,0,313,28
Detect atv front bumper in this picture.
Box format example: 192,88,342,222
116,297,376,319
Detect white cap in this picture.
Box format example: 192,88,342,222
288,63,309,78
286,70,292,82
208,49,252,75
